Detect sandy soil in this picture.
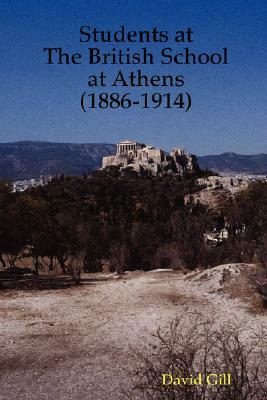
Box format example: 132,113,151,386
0,265,266,400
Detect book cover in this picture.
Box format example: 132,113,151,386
0,1,266,399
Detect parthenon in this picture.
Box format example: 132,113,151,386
102,140,200,177
116,140,137,155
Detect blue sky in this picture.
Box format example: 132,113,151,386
1,0,266,154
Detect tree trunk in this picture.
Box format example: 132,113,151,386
0,253,6,269
33,256,40,276
57,254,68,274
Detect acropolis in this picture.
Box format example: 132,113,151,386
102,140,200,176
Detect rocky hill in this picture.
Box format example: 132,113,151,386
102,141,200,177
0,142,266,180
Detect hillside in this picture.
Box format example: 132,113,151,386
0,141,116,180
0,142,266,180
198,152,267,174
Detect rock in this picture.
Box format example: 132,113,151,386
102,140,201,177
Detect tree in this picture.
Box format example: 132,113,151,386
169,206,207,268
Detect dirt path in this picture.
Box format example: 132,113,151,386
0,268,266,400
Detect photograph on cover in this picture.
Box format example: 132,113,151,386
0,1,266,399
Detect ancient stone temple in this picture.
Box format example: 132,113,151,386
116,140,137,155
102,140,200,177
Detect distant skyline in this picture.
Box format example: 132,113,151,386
1,0,267,155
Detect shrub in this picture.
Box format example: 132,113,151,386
128,315,267,399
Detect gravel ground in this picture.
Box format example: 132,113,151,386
0,266,266,400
